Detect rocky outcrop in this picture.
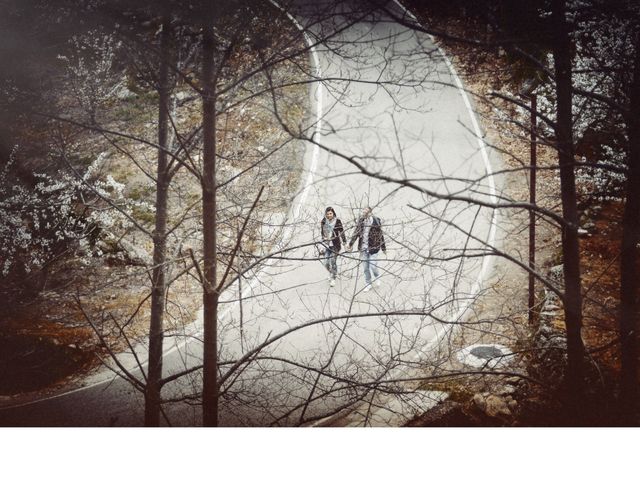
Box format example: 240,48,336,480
473,392,516,418
95,232,152,267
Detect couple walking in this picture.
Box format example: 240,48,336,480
320,206,386,291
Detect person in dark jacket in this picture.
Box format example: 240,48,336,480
320,206,347,287
347,206,386,291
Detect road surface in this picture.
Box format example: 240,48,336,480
0,0,501,426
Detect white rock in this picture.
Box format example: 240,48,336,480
116,85,137,100
484,395,512,417
500,385,516,396
473,393,486,411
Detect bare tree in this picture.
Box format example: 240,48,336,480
200,0,219,427
551,0,586,412
146,0,174,427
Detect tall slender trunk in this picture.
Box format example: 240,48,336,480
552,0,585,413
201,0,219,427
619,30,640,422
145,3,172,427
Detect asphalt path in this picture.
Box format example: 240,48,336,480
0,0,501,426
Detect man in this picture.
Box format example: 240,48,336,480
347,206,386,291
320,206,347,287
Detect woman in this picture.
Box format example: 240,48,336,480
320,206,347,287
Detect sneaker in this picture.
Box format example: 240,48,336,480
330,279,336,287
363,284,372,292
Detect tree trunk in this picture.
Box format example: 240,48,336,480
201,0,219,427
145,3,172,427
619,29,640,422
552,0,585,414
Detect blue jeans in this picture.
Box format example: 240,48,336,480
324,247,338,279
360,250,379,285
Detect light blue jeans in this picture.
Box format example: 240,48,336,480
360,250,379,285
323,247,338,279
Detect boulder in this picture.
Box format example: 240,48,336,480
116,85,137,100
499,384,516,396
484,395,512,417
117,238,152,266
473,393,486,412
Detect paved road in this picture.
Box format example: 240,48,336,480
0,0,500,426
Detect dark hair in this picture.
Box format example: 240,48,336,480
325,206,336,216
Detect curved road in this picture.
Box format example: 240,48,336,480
0,0,501,426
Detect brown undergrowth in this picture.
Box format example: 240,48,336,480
404,1,631,426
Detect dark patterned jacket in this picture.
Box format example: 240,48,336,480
349,216,386,254
320,217,347,252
